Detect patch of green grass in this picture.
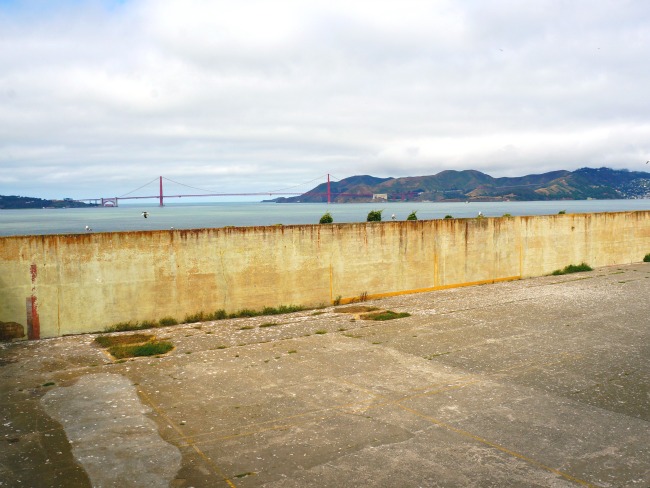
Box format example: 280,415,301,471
42,382,55,387
551,262,593,275
95,334,154,347
644,253,650,262
262,305,304,315
314,330,328,334
361,311,411,321
288,350,297,354
106,304,306,332
311,311,325,316
239,325,255,330
108,341,174,359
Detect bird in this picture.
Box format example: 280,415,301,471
142,211,149,218
391,214,396,220
646,160,649,164
85,225,92,232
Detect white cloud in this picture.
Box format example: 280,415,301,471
1,0,649,199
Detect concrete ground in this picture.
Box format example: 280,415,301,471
1,263,649,487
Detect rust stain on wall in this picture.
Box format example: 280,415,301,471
28,264,40,340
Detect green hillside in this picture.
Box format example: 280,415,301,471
270,167,650,203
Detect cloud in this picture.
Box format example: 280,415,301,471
1,0,649,199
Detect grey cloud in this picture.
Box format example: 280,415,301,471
1,0,649,200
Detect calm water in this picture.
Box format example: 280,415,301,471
1,200,649,237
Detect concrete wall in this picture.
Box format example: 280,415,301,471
1,211,649,339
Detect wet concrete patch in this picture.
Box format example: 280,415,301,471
41,373,182,487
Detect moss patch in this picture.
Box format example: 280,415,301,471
95,333,173,359
108,341,174,359
94,333,155,348
361,310,411,321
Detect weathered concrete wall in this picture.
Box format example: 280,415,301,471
1,211,649,338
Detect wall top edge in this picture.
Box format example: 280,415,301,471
1,209,649,240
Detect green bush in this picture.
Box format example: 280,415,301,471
644,253,650,262
406,211,418,221
319,212,333,224
551,262,593,275
502,213,512,218
558,210,566,215
367,210,383,222
444,215,453,219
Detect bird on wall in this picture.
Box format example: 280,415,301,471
142,211,149,218
85,225,92,232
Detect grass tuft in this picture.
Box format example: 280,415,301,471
158,317,178,326
644,253,650,262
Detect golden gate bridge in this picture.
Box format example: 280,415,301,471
75,174,378,207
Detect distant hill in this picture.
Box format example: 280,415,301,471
0,195,97,209
269,167,650,203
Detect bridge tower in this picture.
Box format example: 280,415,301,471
327,174,331,204
159,176,164,207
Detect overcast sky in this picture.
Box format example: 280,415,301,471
1,0,649,200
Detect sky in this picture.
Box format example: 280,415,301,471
1,0,650,201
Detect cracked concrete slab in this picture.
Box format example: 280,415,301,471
1,262,649,487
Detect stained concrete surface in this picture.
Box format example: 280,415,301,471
1,263,649,487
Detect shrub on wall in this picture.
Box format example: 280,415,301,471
367,210,383,222
406,211,418,221
644,253,650,262
319,212,333,224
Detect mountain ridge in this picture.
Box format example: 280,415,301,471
0,195,97,210
270,167,650,203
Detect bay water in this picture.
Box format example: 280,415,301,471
1,199,649,237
